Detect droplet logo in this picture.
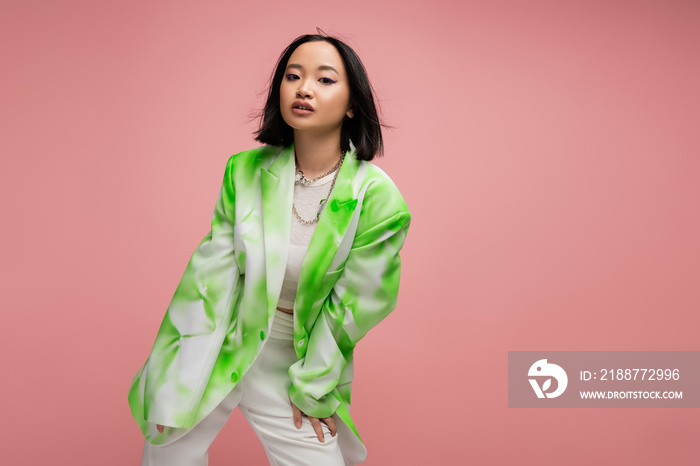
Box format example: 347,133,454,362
528,359,568,398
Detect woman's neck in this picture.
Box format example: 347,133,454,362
293,130,343,179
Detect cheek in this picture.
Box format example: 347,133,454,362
280,80,294,100
279,87,292,112
332,94,351,114
279,85,288,104
331,86,351,109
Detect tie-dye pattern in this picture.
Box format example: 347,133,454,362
128,143,411,454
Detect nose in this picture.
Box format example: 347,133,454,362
296,80,313,98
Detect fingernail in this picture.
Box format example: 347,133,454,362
295,421,301,429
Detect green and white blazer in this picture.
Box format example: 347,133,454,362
128,143,411,461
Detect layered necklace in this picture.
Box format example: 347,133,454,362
293,153,345,224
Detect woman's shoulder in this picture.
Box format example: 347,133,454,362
355,160,411,230
362,161,409,205
226,145,283,171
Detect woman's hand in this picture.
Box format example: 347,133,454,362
156,424,164,433
291,402,337,443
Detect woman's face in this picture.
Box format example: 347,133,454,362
279,41,354,136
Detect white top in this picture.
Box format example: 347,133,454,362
277,168,338,309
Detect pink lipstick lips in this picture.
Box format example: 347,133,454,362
291,100,314,115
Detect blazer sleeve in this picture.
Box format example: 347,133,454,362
288,193,411,419
139,154,241,428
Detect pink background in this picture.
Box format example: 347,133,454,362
2,0,698,464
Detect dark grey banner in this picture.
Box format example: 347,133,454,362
508,351,700,408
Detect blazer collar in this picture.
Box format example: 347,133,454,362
260,143,361,324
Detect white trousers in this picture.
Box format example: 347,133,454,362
141,310,349,466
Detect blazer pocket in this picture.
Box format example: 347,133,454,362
317,268,343,297
321,268,343,284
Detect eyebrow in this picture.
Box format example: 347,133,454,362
286,63,339,74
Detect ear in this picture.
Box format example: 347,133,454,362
346,107,354,118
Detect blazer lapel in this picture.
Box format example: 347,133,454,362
260,145,295,318
294,148,360,329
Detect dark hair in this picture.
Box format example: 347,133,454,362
254,32,385,161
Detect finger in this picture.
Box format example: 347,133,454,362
157,424,164,433
309,417,325,443
291,403,303,429
323,416,337,437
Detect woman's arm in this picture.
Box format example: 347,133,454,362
143,153,240,429
288,204,411,420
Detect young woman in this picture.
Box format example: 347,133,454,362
128,32,411,466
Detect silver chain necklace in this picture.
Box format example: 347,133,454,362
292,153,344,224
294,154,344,185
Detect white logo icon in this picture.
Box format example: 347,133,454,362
528,359,568,398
